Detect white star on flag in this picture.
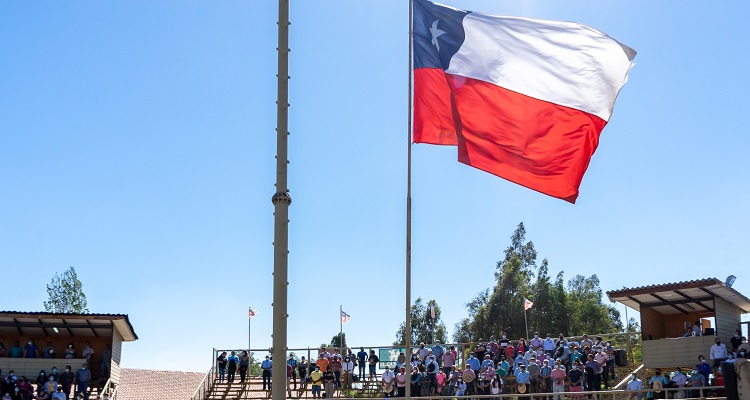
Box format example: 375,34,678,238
341,310,350,323
429,19,446,52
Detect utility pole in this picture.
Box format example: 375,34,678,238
271,1,291,400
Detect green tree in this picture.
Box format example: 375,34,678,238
44,266,89,313
331,332,347,348
529,259,553,335
395,298,448,346
566,274,622,334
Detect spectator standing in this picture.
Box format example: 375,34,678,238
474,339,486,360
454,375,466,396
604,341,616,381
381,365,395,397
309,366,323,399
418,343,429,362
323,367,335,399
691,321,702,336
568,363,584,399
64,343,75,359
491,373,503,396
499,332,510,349
75,363,91,400
686,368,705,398
297,356,309,394
710,337,728,367
8,342,22,358
648,369,668,400
531,333,543,353
426,356,439,392
81,343,94,363
238,351,250,383
543,334,556,357
315,354,329,375
432,341,444,367
356,347,368,381
729,329,742,353
59,366,75,399
44,375,58,399
261,355,273,390
23,339,38,358
368,350,379,380
584,354,600,392
526,358,540,393
216,351,227,383
443,347,456,374
436,368,447,395
594,349,608,388
488,337,500,361
672,367,687,398
342,356,353,389
550,362,567,400
329,356,342,387
540,360,552,398
43,342,56,359
100,344,112,379
50,367,60,382
287,353,298,389
516,364,531,393
227,351,238,383
626,373,642,400
396,367,407,397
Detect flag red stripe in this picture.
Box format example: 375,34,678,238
414,68,607,203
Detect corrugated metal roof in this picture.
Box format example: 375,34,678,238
0,311,138,341
606,277,750,314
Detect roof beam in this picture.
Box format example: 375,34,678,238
0,321,113,330
12,318,22,336
650,293,688,314
628,296,643,306
674,290,714,312
38,318,49,336
61,319,74,337
699,287,718,297
85,319,98,338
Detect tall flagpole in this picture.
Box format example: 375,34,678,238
405,0,413,399
340,305,343,351
524,309,529,341
271,1,291,400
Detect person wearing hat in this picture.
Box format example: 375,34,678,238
462,364,476,395
396,367,408,397
381,364,395,397
648,368,668,399
516,364,530,394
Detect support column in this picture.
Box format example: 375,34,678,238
271,1,291,400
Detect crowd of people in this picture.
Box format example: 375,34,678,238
0,338,112,400
0,363,98,400
211,330,750,399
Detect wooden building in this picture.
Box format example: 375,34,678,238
0,311,137,390
607,278,750,369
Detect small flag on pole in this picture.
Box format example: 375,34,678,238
430,305,436,319
248,308,257,317
524,298,534,311
341,310,350,323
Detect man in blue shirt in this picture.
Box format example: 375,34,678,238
432,341,445,367
75,363,91,400
261,355,273,390
24,339,39,358
516,364,531,393
467,354,480,373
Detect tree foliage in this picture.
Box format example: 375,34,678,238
453,223,623,342
395,298,448,346
331,332,347,348
44,266,89,313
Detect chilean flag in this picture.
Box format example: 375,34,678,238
413,0,636,203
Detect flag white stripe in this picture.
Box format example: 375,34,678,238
445,13,635,121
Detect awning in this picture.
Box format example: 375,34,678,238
606,278,750,315
0,311,138,341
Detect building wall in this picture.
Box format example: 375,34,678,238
641,308,665,340
714,297,741,344
642,335,715,369
0,334,113,379
110,327,123,385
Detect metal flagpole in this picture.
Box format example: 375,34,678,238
271,1,291,400
406,0,413,399
248,307,252,351
524,309,529,341
340,305,343,351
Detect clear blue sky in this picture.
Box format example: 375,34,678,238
1,0,748,373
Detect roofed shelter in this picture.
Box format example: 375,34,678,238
607,278,750,369
0,311,137,390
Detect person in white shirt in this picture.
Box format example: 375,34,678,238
710,337,728,367
381,365,395,396
543,334,556,357
626,373,642,400
342,356,354,389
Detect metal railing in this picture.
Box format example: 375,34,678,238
190,365,215,400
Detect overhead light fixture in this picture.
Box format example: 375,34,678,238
53,327,59,333
726,275,737,288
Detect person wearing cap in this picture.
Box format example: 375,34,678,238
261,354,273,390
580,334,593,350
396,366,408,397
